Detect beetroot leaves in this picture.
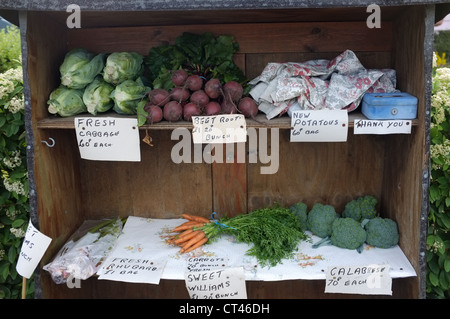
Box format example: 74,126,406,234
144,32,248,92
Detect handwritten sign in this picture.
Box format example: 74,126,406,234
290,110,348,142
16,220,52,279
74,117,141,161
98,257,167,284
186,256,229,272
325,264,392,295
185,267,247,299
192,114,247,144
354,119,412,135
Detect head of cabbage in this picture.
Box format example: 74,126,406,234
59,48,105,89
83,76,115,115
103,52,145,85
110,78,150,115
47,85,87,117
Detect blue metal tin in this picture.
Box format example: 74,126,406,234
361,92,418,120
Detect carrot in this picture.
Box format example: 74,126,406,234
182,214,210,224
177,228,194,238
179,231,206,253
183,237,209,253
170,222,204,233
173,230,200,245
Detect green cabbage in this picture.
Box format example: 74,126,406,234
47,85,87,117
103,52,144,85
60,48,105,89
110,78,150,114
83,76,115,115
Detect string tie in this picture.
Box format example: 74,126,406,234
211,212,236,230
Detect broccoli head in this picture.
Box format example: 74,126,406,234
363,217,399,248
342,195,378,222
330,218,367,250
289,202,308,231
307,203,338,238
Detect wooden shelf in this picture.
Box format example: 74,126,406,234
37,111,418,130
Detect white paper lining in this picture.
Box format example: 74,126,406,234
98,216,416,284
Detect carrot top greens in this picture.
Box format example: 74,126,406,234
201,206,310,267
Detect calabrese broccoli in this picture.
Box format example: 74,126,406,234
307,203,338,238
289,201,308,231
342,195,378,222
362,217,399,248
312,217,367,253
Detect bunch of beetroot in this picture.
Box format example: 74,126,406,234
143,69,258,123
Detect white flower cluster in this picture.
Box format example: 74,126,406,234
430,139,450,170
6,208,20,220
431,65,450,170
432,67,450,127
3,150,22,169
10,227,25,238
427,237,445,254
3,177,27,197
0,67,23,100
7,95,24,113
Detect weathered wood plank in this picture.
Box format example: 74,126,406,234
67,21,392,55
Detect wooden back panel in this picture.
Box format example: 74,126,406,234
26,7,427,298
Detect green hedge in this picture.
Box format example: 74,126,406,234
0,24,31,299
0,25,21,73
427,57,450,299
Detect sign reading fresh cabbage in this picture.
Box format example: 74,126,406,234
59,48,105,89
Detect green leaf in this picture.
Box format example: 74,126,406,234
445,197,450,207
444,258,450,273
427,234,436,246
440,213,450,229
439,270,449,288
430,185,440,202
8,246,17,263
429,271,440,287
11,218,25,228
0,262,9,281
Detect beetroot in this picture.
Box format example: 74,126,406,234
144,103,163,123
183,102,201,121
204,78,222,99
221,98,237,114
205,101,221,116
186,74,203,91
223,81,243,102
148,88,170,106
171,69,188,86
190,90,210,108
163,101,183,122
170,86,190,102
238,97,258,118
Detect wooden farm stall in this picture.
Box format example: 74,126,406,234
1,0,444,299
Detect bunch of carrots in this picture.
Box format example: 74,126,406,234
167,214,211,253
